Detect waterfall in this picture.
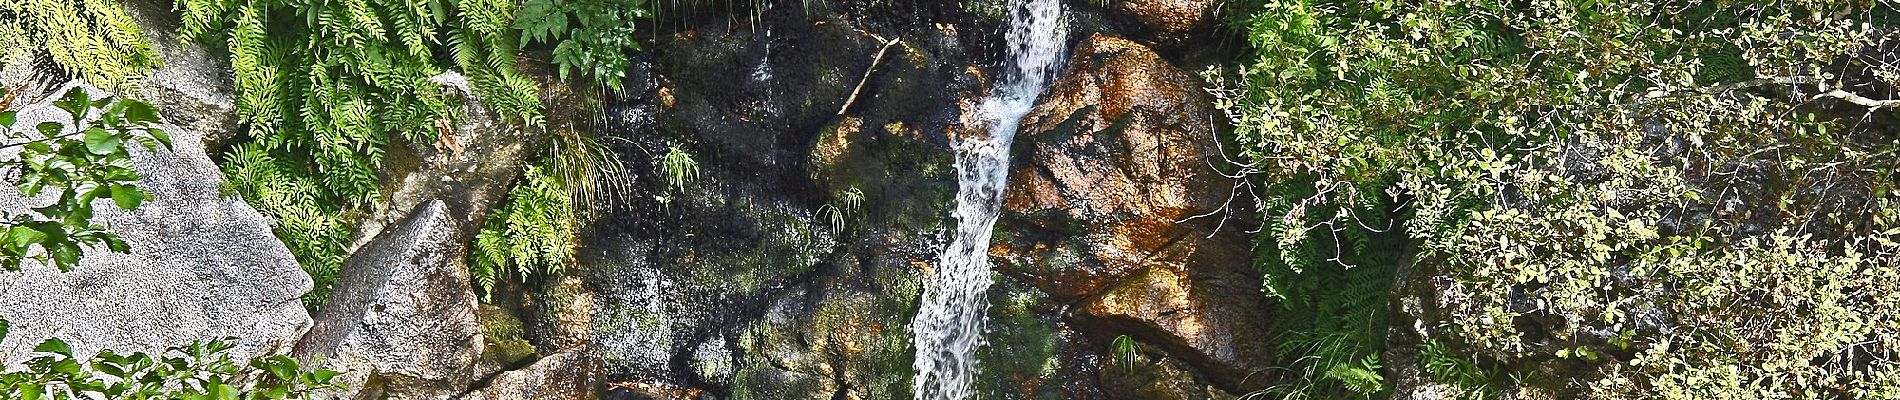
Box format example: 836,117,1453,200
909,0,1068,398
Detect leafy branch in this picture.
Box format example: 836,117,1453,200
0,86,170,272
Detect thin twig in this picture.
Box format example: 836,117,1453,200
838,35,902,116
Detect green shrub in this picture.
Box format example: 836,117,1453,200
1217,0,1900,397
0,324,340,399
515,0,652,88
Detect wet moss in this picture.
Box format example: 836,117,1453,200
977,279,1066,400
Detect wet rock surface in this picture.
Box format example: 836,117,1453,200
0,80,312,367
575,4,982,398
995,33,1270,393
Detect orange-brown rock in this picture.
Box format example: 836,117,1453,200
992,33,1270,391
1116,0,1217,43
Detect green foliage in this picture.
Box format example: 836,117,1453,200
1245,174,1401,398
1110,335,1140,375
1418,339,1496,399
0,324,341,399
175,0,547,308
471,165,577,300
660,143,700,193
1217,0,1900,397
515,0,652,88
0,86,170,272
0,0,158,89
547,131,635,219
219,144,350,308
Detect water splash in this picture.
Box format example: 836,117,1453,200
909,0,1068,398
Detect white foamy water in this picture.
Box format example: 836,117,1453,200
909,0,1069,398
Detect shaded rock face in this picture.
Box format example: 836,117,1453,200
574,3,993,398
297,201,483,400
348,71,564,253
0,80,311,366
123,0,242,147
995,33,1270,392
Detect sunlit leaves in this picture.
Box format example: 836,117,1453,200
0,328,342,399
0,87,169,272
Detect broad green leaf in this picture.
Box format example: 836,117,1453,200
110,184,146,210
53,88,90,121
147,127,173,149
85,127,122,155
123,100,159,125
36,121,63,138
35,338,72,356
7,226,46,248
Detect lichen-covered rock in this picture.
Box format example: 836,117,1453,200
457,348,602,400
994,33,1270,392
0,80,311,367
296,200,483,400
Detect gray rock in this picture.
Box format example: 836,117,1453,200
457,348,602,400
123,0,242,148
0,81,311,366
296,200,483,400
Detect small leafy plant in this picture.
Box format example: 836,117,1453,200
515,0,651,88
0,86,171,272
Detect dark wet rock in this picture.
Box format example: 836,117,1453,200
1100,348,1233,400
296,201,483,400
977,277,1107,399
458,347,604,400
579,6,978,398
0,80,310,366
994,33,1269,392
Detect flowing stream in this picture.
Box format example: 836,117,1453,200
909,0,1068,398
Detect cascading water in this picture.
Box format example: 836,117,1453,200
910,0,1068,398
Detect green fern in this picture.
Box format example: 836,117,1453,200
176,0,551,309
470,165,577,300
0,0,158,89
1255,176,1403,398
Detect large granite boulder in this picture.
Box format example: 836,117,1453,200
995,33,1271,392
296,200,483,400
0,81,311,365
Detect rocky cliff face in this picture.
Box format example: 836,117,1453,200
0,0,1261,398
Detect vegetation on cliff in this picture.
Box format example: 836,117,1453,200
0,85,339,399
1216,0,1900,397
